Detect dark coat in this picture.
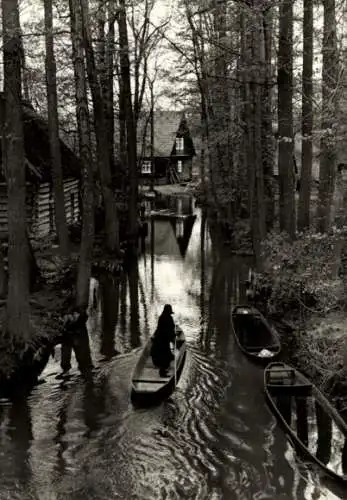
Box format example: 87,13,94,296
151,311,175,367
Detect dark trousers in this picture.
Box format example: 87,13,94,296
61,329,93,375
151,348,174,372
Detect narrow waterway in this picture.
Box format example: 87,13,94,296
0,196,345,499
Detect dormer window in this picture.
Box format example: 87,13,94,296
175,137,184,153
141,160,152,174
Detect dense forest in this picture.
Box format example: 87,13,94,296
0,0,346,388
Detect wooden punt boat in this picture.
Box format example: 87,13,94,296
231,305,281,363
264,362,347,484
131,328,187,404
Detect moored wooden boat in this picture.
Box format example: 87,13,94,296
264,362,347,484
231,305,281,363
131,328,187,404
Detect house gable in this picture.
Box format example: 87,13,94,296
170,115,196,158
138,110,196,159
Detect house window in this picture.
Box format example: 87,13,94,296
144,200,151,213
177,160,183,173
141,160,152,174
176,137,184,153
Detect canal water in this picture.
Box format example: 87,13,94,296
0,195,345,499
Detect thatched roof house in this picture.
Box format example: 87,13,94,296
137,110,196,184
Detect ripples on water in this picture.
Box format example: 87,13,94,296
0,204,345,499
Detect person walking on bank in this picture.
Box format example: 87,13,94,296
59,306,94,378
151,304,176,377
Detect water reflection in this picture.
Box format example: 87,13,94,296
0,195,344,499
270,387,347,482
8,395,33,486
125,255,141,348
316,401,332,466
54,391,70,477
119,273,128,340
99,274,120,358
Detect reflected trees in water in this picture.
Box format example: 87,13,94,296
207,260,233,357
125,255,140,348
119,273,128,341
81,377,107,438
8,396,33,486
100,274,120,358
53,377,109,477
316,401,332,466
204,254,252,357
54,391,70,477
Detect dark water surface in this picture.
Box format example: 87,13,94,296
0,198,345,499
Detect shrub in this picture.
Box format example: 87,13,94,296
257,230,343,315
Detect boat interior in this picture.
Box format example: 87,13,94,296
233,310,278,351
132,333,185,386
266,367,312,396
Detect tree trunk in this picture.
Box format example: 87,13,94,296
19,25,30,102
96,0,106,83
96,0,115,175
105,2,115,173
80,0,119,253
44,0,69,256
69,0,94,309
149,78,155,191
262,6,275,231
317,0,338,233
298,0,313,231
118,0,138,244
251,11,266,264
277,0,295,238
117,60,127,187
2,0,30,342
241,9,255,234
242,5,266,264
211,0,232,224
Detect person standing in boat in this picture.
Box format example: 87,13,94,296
151,304,176,377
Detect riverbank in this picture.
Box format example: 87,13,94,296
276,309,347,417
252,228,347,418
0,230,126,395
